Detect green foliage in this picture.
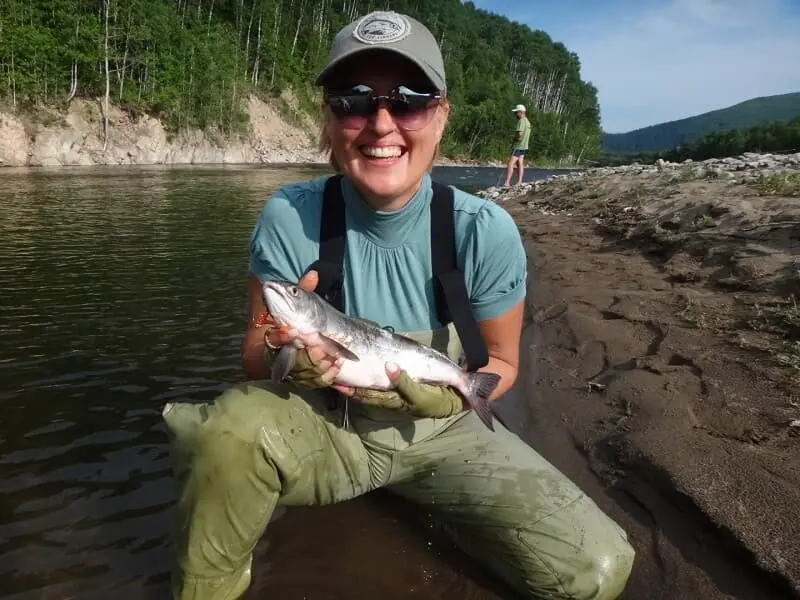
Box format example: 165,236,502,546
595,116,800,166
754,171,800,198
0,0,601,162
603,92,800,154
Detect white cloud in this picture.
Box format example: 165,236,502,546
560,0,800,132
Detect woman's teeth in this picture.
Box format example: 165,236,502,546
360,146,403,158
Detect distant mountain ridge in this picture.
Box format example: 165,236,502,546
602,92,800,153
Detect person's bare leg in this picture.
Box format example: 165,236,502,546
517,155,525,185
503,154,519,187
502,155,517,188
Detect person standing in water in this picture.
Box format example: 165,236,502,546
162,10,635,600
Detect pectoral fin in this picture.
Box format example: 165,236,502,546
271,345,297,383
318,333,360,362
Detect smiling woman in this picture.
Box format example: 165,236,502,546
161,10,636,600
317,50,448,207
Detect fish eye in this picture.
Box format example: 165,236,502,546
289,286,299,297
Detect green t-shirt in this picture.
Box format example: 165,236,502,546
514,117,531,151
248,173,528,332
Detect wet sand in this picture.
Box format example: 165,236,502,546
251,167,800,599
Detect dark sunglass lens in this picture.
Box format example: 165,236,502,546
327,84,376,117
328,95,373,117
391,86,437,114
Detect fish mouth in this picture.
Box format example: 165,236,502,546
261,281,296,327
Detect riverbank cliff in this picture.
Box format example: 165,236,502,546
0,93,328,168
0,95,506,169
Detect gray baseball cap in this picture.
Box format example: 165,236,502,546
315,11,446,92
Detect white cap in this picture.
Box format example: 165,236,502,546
512,104,526,112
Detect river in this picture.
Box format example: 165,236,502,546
0,164,561,600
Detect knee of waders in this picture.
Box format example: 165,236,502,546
513,496,636,600
163,382,334,490
563,525,636,600
162,382,298,490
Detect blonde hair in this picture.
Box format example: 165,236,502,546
318,102,447,173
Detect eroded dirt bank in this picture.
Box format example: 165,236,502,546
0,93,325,167
496,159,799,599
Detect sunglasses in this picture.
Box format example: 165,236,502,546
324,84,442,131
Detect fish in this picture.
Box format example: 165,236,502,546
260,280,500,431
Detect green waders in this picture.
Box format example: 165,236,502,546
162,323,635,599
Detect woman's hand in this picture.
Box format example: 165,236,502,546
336,363,464,418
263,270,348,389
243,270,347,390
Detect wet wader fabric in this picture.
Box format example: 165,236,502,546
163,324,634,600
163,176,635,599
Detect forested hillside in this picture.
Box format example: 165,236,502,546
594,116,800,167
0,0,601,162
602,92,800,154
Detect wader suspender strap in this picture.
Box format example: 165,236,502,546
306,175,347,312
429,181,490,372
306,175,489,372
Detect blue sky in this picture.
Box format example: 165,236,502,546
467,0,800,133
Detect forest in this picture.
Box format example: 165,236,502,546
595,116,800,167
0,0,603,163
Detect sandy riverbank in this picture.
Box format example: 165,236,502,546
484,152,799,598
0,93,327,167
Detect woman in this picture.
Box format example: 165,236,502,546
163,10,635,600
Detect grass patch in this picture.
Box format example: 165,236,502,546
747,296,800,339
617,182,649,205
753,172,800,197
678,293,800,380
740,296,800,379
676,293,732,332
775,341,800,374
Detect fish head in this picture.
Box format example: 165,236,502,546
260,280,327,332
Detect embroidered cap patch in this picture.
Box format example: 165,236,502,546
353,11,412,45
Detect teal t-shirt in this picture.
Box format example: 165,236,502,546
248,172,527,332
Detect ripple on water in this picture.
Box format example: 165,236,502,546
0,166,325,597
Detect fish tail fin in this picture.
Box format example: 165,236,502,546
464,371,501,431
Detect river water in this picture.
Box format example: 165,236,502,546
0,164,559,600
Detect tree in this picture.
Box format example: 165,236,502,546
0,0,602,163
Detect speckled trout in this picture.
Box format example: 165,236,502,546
260,280,499,431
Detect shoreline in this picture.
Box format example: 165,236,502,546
489,151,799,598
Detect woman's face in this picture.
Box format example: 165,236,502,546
322,53,449,210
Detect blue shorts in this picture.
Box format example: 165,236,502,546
512,149,527,157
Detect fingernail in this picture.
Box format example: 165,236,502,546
386,361,399,374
